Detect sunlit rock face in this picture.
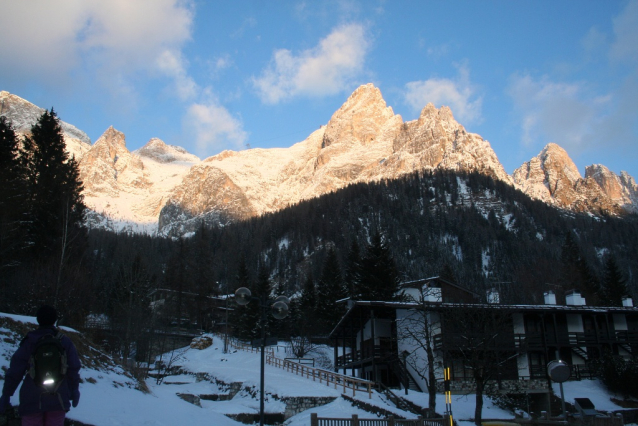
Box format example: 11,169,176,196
3,87,636,236
158,83,512,235
512,143,621,215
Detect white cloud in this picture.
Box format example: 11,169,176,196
404,64,483,124
610,0,638,63
156,50,198,101
507,74,609,153
0,0,194,93
184,101,248,155
214,55,233,71
252,23,370,103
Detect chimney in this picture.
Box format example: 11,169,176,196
544,291,556,305
487,288,500,304
566,290,586,306
622,297,633,307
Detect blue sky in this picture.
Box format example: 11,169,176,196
1,0,637,179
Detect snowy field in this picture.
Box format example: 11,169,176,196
0,312,633,426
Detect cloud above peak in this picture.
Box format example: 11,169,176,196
252,23,371,103
404,64,483,125
0,0,194,95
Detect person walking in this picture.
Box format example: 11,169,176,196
0,305,81,426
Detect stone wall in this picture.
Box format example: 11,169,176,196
436,379,549,394
282,396,337,419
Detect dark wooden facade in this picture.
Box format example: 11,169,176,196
330,278,638,390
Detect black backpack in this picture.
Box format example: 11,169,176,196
28,332,68,393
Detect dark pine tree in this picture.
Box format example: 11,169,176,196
344,240,362,298
560,231,601,305
23,109,86,259
439,262,457,284
230,255,258,340
356,232,401,301
289,272,318,338
315,247,347,334
0,117,28,273
602,256,629,306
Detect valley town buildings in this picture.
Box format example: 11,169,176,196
329,277,638,403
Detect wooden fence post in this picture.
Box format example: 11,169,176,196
311,412,318,426
352,414,359,426
388,415,395,426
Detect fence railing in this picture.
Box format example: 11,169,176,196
311,413,450,426
226,336,375,399
267,352,374,398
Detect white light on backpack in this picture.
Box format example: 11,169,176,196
43,379,55,385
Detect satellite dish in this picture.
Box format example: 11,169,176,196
547,360,571,383
234,287,252,306
271,301,289,319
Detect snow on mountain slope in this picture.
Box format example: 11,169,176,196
79,129,200,233
0,91,91,160
3,87,637,236
159,84,513,235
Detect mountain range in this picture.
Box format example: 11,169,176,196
1,86,636,236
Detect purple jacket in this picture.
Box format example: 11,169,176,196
2,326,81,416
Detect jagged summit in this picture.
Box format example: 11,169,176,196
135,138,200,164
2,86,636,235
0,90,91,159
585,164,638,213
512,143,622,214
158,84,511,235
0,91,91,144
321,83,397,149
79,126,146,198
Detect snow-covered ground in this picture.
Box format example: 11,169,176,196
0,312,633,425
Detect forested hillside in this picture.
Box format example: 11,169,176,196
63,172,638,314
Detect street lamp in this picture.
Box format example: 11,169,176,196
234,287,289,426
223,281,229,354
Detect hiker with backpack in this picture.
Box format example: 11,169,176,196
0,305,81,426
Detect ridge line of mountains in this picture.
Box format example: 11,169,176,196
1,86,636,237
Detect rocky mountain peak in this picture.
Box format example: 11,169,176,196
97,126,127,150
0,90,91,145
135,137,200,164
321,83,397,149
539,143,582,183
586,164,638,213
513,143,622,214
79,127,147,198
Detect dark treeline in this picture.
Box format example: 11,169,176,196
83,169,638,319
2,111,638,358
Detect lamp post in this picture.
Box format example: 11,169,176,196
234,287,289,426
223,281,229,354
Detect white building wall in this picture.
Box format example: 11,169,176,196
512,314,529,378
396,308,443,392
566,314,584,333
566,314,586,365
358,318,392,347
613,314,628,331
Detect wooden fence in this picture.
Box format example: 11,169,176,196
266,352,375,398
310,413,450,426
227,336,375,399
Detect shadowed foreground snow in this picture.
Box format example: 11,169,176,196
0,312,632,426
